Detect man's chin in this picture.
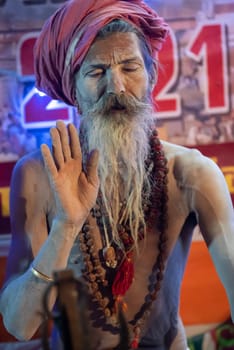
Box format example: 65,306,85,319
81,109,140,127
104,109,137,122
110,107,126,113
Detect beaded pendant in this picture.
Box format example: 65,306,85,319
79,128,169,349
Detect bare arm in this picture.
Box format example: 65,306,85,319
0,121,99,340
178,150,234,321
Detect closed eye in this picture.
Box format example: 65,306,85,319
86,68,105,77
122,62,142,72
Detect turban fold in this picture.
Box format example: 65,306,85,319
34,0,169,106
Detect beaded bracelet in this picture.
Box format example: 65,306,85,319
31,266,53,282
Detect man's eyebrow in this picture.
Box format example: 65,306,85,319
82,63,109,71
120,57,143,64
83,56,143,69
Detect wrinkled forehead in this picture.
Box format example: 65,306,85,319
80,31,144,68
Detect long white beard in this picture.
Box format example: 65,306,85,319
79,98,156,247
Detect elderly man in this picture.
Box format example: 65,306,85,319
1,1,234,349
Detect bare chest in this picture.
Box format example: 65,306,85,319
64,205,192,349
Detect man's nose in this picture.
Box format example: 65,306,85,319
106,69,125,94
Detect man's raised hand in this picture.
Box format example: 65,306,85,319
41,120,99,226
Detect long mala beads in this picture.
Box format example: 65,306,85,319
79,128,169,348
129,129,169,348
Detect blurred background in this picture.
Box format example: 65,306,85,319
0,0,234,349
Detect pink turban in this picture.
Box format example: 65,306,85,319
34,0,169,106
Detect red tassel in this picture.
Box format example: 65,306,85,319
131,339,139,349
112,253,134,296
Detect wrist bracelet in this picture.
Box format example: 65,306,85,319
31,266,53,282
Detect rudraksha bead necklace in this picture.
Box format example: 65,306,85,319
79,129,169,349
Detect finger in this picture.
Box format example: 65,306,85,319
50,127,64,169
68,123,82,160
86,149,99,186
41,143,58,179
56,120,71,161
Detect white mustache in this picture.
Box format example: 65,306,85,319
88,93,152,116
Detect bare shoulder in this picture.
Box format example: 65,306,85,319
11,149,50,201
161,140,203,166
12,149,46,181
13,149,44,173
161,140,223,186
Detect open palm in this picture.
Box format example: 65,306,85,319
41,121,99,225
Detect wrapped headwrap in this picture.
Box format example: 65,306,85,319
34,0,169,106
